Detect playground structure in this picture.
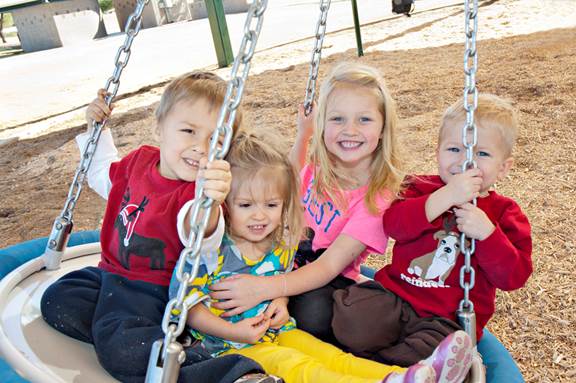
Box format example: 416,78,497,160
3,0,572,383
0,0,107,52
0,0,248,52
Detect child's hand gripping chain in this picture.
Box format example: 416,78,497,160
444,168,483,206
85,89,114,128
454,203,495,241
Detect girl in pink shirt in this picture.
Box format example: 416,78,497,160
210,62,403,337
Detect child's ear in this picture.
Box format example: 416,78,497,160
498,157,514,181
153,124,162,141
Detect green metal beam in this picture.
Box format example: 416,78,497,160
205,0,234,68
351,0,364,57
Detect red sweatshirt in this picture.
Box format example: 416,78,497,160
99,146,196,286
375,175,532,341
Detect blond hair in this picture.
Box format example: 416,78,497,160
310,62,404,214
440,93,518,157
156,71,243,137
226,130,304,250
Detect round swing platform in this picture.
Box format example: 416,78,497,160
0,232,525,383
0,231,117,383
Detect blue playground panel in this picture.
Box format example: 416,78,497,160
1,233,523,382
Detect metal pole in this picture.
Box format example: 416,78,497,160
205,0,234,67
350,0,363,56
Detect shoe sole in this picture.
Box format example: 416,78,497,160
431,330,473,383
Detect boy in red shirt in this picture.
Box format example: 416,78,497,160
332,94,532,373
41,72,268,382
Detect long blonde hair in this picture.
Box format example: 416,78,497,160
226,130,304,250
310,62,404,214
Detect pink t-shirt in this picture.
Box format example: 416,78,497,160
300,164,392,281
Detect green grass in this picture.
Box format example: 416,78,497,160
98,0,114,12
2,12,14,28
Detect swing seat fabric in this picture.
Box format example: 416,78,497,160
0,232,523,383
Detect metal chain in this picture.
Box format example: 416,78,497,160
460,6,486,382
303,0,331,115
43,0,151,270
458,0,479,314
154,0,269,376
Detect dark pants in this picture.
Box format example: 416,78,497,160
40,267,263,383
332,280,462,366
288,274,355,347
289,234,356,347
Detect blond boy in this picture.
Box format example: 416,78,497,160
332,94,533,370
41,72,270,383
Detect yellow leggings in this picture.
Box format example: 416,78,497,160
223,329,405,383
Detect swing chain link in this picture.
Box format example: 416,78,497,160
106,0,150,100
303,0,331,116
458,0,479,314
44,0,151,269
72,0,149,217
155,0,269,374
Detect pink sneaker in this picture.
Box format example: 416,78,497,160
425,330,473,383
383,363,436,383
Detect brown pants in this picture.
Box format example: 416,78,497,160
332,280,462,367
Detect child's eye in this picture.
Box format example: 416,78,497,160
267,203,279,208
181,128,195,135
329,116,343,123
238,203,251,208
210,135,224,147
477,151,490,157
447,147,460,153
359,117,373,123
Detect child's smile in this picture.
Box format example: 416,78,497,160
247,224,267,235
183,157,200,169
337,139,364,150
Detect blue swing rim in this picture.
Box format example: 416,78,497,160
0,231,524,383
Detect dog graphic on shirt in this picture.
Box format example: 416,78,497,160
407,230,463,286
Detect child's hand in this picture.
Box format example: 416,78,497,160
297,103,316,139
230,315,270,344
85,89,114,129
454,203,495,240
265,297,290,329
210,274,268,317
445,168,483,206
198,158,231,204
